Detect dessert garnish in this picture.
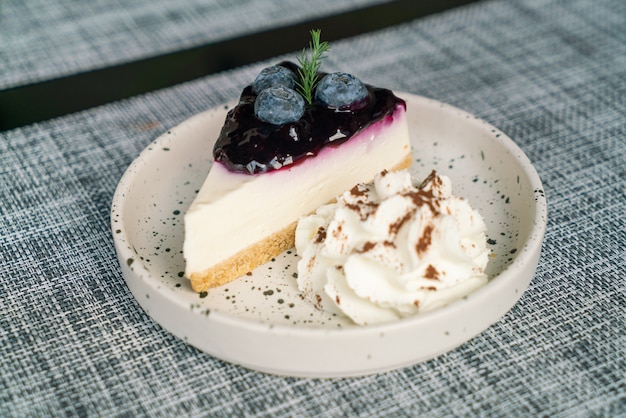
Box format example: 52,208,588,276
295,169,490,325
295,29,329,105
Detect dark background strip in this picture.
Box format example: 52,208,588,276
0,0,478,131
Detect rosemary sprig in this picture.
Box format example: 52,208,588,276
296,29,330,105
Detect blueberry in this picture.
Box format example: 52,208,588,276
315,72,369,110
254,86,305,125
252,66,296,94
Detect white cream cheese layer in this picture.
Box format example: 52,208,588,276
295,169,490,326
184,106,410,279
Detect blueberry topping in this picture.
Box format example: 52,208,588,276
214,61,404,175
315,72,369,110
252,65,296,93
254,86,305,125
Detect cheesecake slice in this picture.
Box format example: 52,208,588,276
184,61,411,292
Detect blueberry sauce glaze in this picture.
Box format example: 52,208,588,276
213,61,406,175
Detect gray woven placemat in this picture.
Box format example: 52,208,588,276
1,0,389,90
1,0,624,416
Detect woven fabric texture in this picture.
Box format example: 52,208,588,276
1,0,625,416
1,0,389,90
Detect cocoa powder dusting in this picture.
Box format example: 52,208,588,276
383,239,396,248
332,223,343,238
406,169,443,215
315,293,322,309
416,224,434,256
404,188,439,214
418,170,438,189
345,203,360,212
349,184,368,197
314,227,327,243
389,211,414,236
424,264,439,280
357,241,377,253
307,254,316,272
346,201,379,221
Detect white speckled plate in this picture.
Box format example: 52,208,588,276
111,93,547,378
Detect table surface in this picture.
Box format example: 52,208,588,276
1,0,392,90
1,0,624,416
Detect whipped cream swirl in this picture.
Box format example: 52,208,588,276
295,169,490,325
